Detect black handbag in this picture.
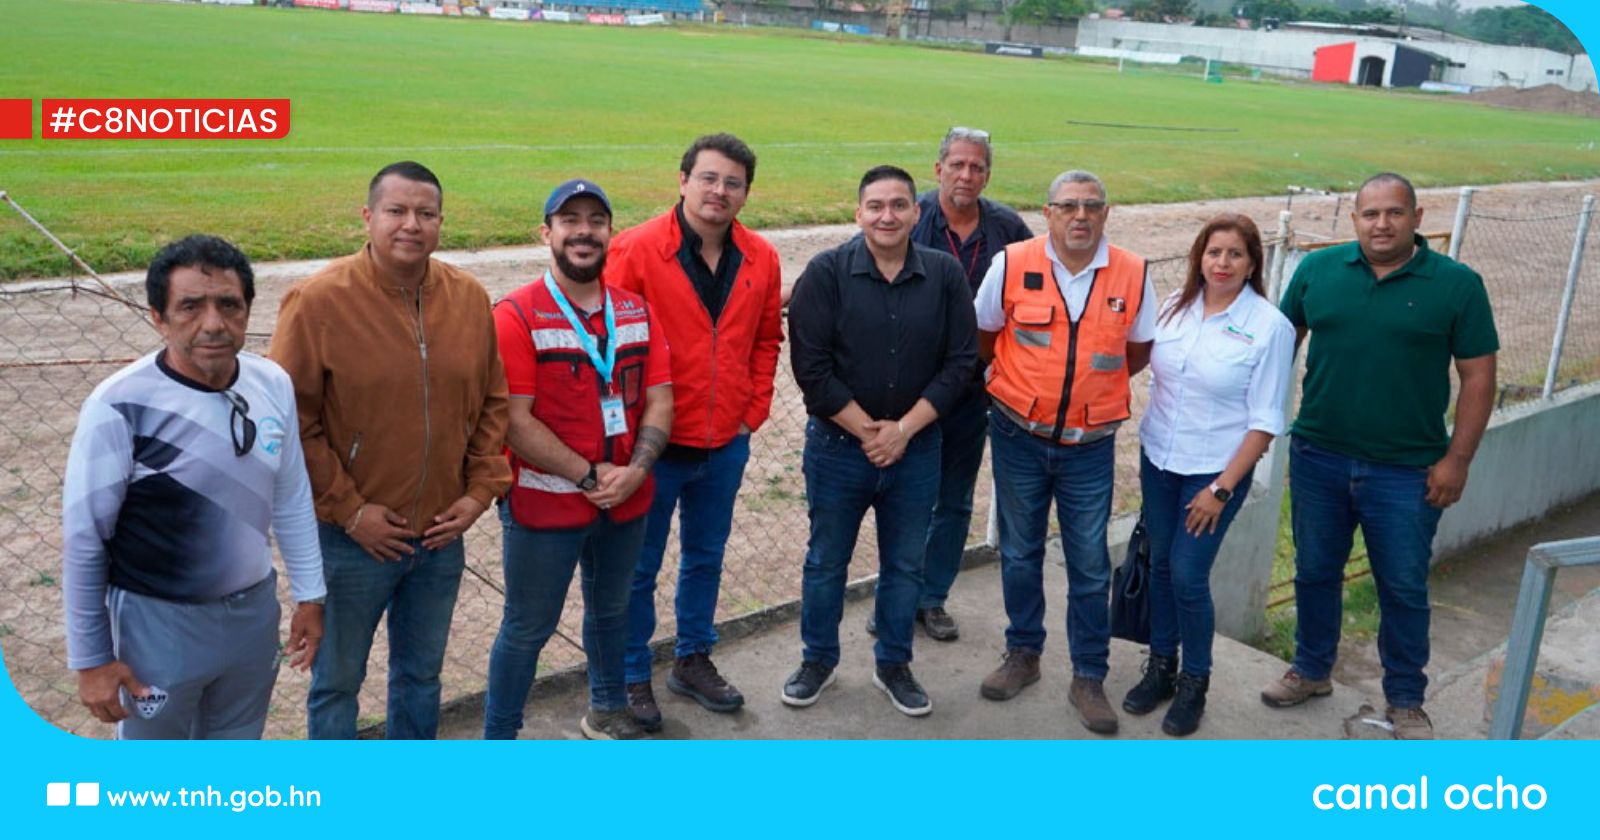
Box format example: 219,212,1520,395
1110,514,1152,644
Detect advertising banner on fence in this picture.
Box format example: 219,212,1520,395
292,0,342,9
349,0,399,12
488,6,529,20
985,42,1043,58
627,13,667,26
542,9,575,21
587,13,626,25
400,2,444,15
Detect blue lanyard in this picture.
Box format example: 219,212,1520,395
542,270,617,391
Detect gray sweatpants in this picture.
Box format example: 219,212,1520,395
108,570,282,739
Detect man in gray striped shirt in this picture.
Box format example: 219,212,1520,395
62,235,326,739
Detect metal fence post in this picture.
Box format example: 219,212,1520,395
1542,195,1595,401
1448,186,1475,261
1267,210,1292,303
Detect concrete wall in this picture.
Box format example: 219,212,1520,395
1434,381,1600,555
1077,18,1594,91
1102,381,1600,645
720,5,1078,49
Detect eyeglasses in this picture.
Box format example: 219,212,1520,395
1047,199,1108,214
946,126,991,143
220,389,256,457
691,171,747,193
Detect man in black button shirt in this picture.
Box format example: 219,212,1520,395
906,126,1033,642
783,165,979,717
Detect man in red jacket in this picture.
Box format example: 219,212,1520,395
606,133,785,731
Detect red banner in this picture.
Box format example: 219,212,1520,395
292,0,342,8
39,99,291,140
586,13,626,24
0,99,31,140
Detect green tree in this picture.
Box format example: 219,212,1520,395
1236,0,1298,27
1466,5,1583,55
1127,0,1194,23
1006,0,1092,24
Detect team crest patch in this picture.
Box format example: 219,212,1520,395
130,686,168,720
258,417,287,456
1107,297,1127,313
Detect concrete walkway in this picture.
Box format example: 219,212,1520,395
437,489,1600,741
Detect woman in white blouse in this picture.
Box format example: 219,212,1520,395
1122,213,1295,736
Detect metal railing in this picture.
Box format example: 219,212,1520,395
1488,535,1600,740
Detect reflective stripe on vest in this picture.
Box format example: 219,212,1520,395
986,236,1146,444
498,282,656,529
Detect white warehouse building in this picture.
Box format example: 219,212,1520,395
1075,18,1595,92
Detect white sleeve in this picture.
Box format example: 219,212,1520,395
1246,313,1298,436
1128,272,1159,343
974,251,1008,332
61,397,132,671
270,376,326,603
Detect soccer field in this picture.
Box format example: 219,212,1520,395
2,0,1598,278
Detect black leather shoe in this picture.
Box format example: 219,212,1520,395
1162,672,1209,737
1122,653,1178,715
626,681,662,733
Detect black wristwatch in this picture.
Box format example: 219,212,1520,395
1209,482,1232,503
577,463,599,492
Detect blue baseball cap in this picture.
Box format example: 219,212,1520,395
543,178,613,218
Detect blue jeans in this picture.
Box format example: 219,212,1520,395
307,522,465,740
919,389,988,610
989,412,1115,679
484,504,643,739
1139,452,1253,677
1289,436,1442,707
624,434,750,683
800,418,940,668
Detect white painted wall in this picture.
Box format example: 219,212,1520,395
1077,19,1594,91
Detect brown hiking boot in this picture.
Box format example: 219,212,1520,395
626,681,662,733
1069,676,1119,734
916,607,960,642
667,653,745,712
1260,669,1333,708
1387,706,1434,740
980,648,1040,701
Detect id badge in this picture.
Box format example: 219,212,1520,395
600,395,628,437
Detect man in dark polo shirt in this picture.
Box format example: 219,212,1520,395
784,165,978,717
894,126,1032,642
1264,172,1498,739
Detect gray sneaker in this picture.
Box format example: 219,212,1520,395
580,708,644,740
1260,669,1333,708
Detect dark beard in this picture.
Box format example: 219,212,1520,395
554,245,606,284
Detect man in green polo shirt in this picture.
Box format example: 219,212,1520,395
1263,172,1498,739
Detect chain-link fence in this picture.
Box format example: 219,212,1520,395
3,185,1593,738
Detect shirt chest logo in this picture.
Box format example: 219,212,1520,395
259,416,287,456
1107,297,1126,313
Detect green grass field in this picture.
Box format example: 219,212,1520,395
2,0,1598,278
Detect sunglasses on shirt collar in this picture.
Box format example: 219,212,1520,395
220,388,256,457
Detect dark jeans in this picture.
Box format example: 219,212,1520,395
484,504,644,739
1289,436,1443,707
625,434,751,683
919,389,988,610
308,523,465,740
1139,452,1253,677
799,418,941,668
989,412,1115,679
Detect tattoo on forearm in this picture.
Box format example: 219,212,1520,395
630,426,668,472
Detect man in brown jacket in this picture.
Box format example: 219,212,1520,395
271,161,510,739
